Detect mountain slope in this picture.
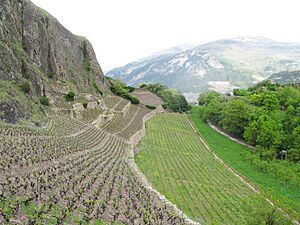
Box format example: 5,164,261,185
107,36,300,94
0,0,110,124
268,70,300,84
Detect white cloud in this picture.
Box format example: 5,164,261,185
31,0,300,71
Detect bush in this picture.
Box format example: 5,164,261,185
83,59,91,72
127,86,135,93
140,83,188,112
64,91,75,101
140,83,168,94
82,102,88,109
145,105,156,110
109,80,128,96
108,78,140,104
139,83,147,88
158,89,188,112
40,96,50,106
124,93,140,104
20,82,30,94
92,81,103,95
47,71,54,79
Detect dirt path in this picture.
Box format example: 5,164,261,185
207,120,255,149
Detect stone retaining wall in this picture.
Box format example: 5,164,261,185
127,105,201,225
112,101,131,115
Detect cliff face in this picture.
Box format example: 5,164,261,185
0,0,110,124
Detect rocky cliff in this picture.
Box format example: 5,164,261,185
0,0,110,124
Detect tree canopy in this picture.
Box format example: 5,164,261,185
196,82,300,162
140,83,189,112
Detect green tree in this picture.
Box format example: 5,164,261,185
245,114,283,149
220,98,253,136
233,88,248,96
203,96,227,123
288,126,300,162
64,91,75,101
262,92,280,111
198,91,220,105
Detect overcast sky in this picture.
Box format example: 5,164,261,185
31,0,300,71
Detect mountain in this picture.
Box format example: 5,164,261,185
268,71,300,84
137,44,196,62
0,0,110,124
107,36,300,95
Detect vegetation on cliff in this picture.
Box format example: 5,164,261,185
139,83,188,112
107,77,139,104
0,0,110,124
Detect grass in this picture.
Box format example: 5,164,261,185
189,108,300,222
11,39,27,59
135,113,290,225
37,6,50,18
0,40,5,50
77,35,88,43
0,80,46,125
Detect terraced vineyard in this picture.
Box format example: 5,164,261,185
0,95,192,224
132,90,163,107
103,96,123,109
80,109,105,124
135,113,290,224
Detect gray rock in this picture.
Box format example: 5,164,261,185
0,0,110,124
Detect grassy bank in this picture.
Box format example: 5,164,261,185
189,107,300,222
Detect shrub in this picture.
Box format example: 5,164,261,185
83,59,91,72
64,91,75,101
40,96,50,106
127,86,135,93
20,82,30,94
139,83,147,88
145,105,156,110
109,80,128,96
124,93,140,104
47,71,54,79
140,83,188,112
108,77,140,104
92,81,103,95
82,102,88,109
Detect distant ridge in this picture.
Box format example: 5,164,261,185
268,71,300,84
107,36,300,95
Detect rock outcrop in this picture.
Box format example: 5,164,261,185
0,0,110,124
